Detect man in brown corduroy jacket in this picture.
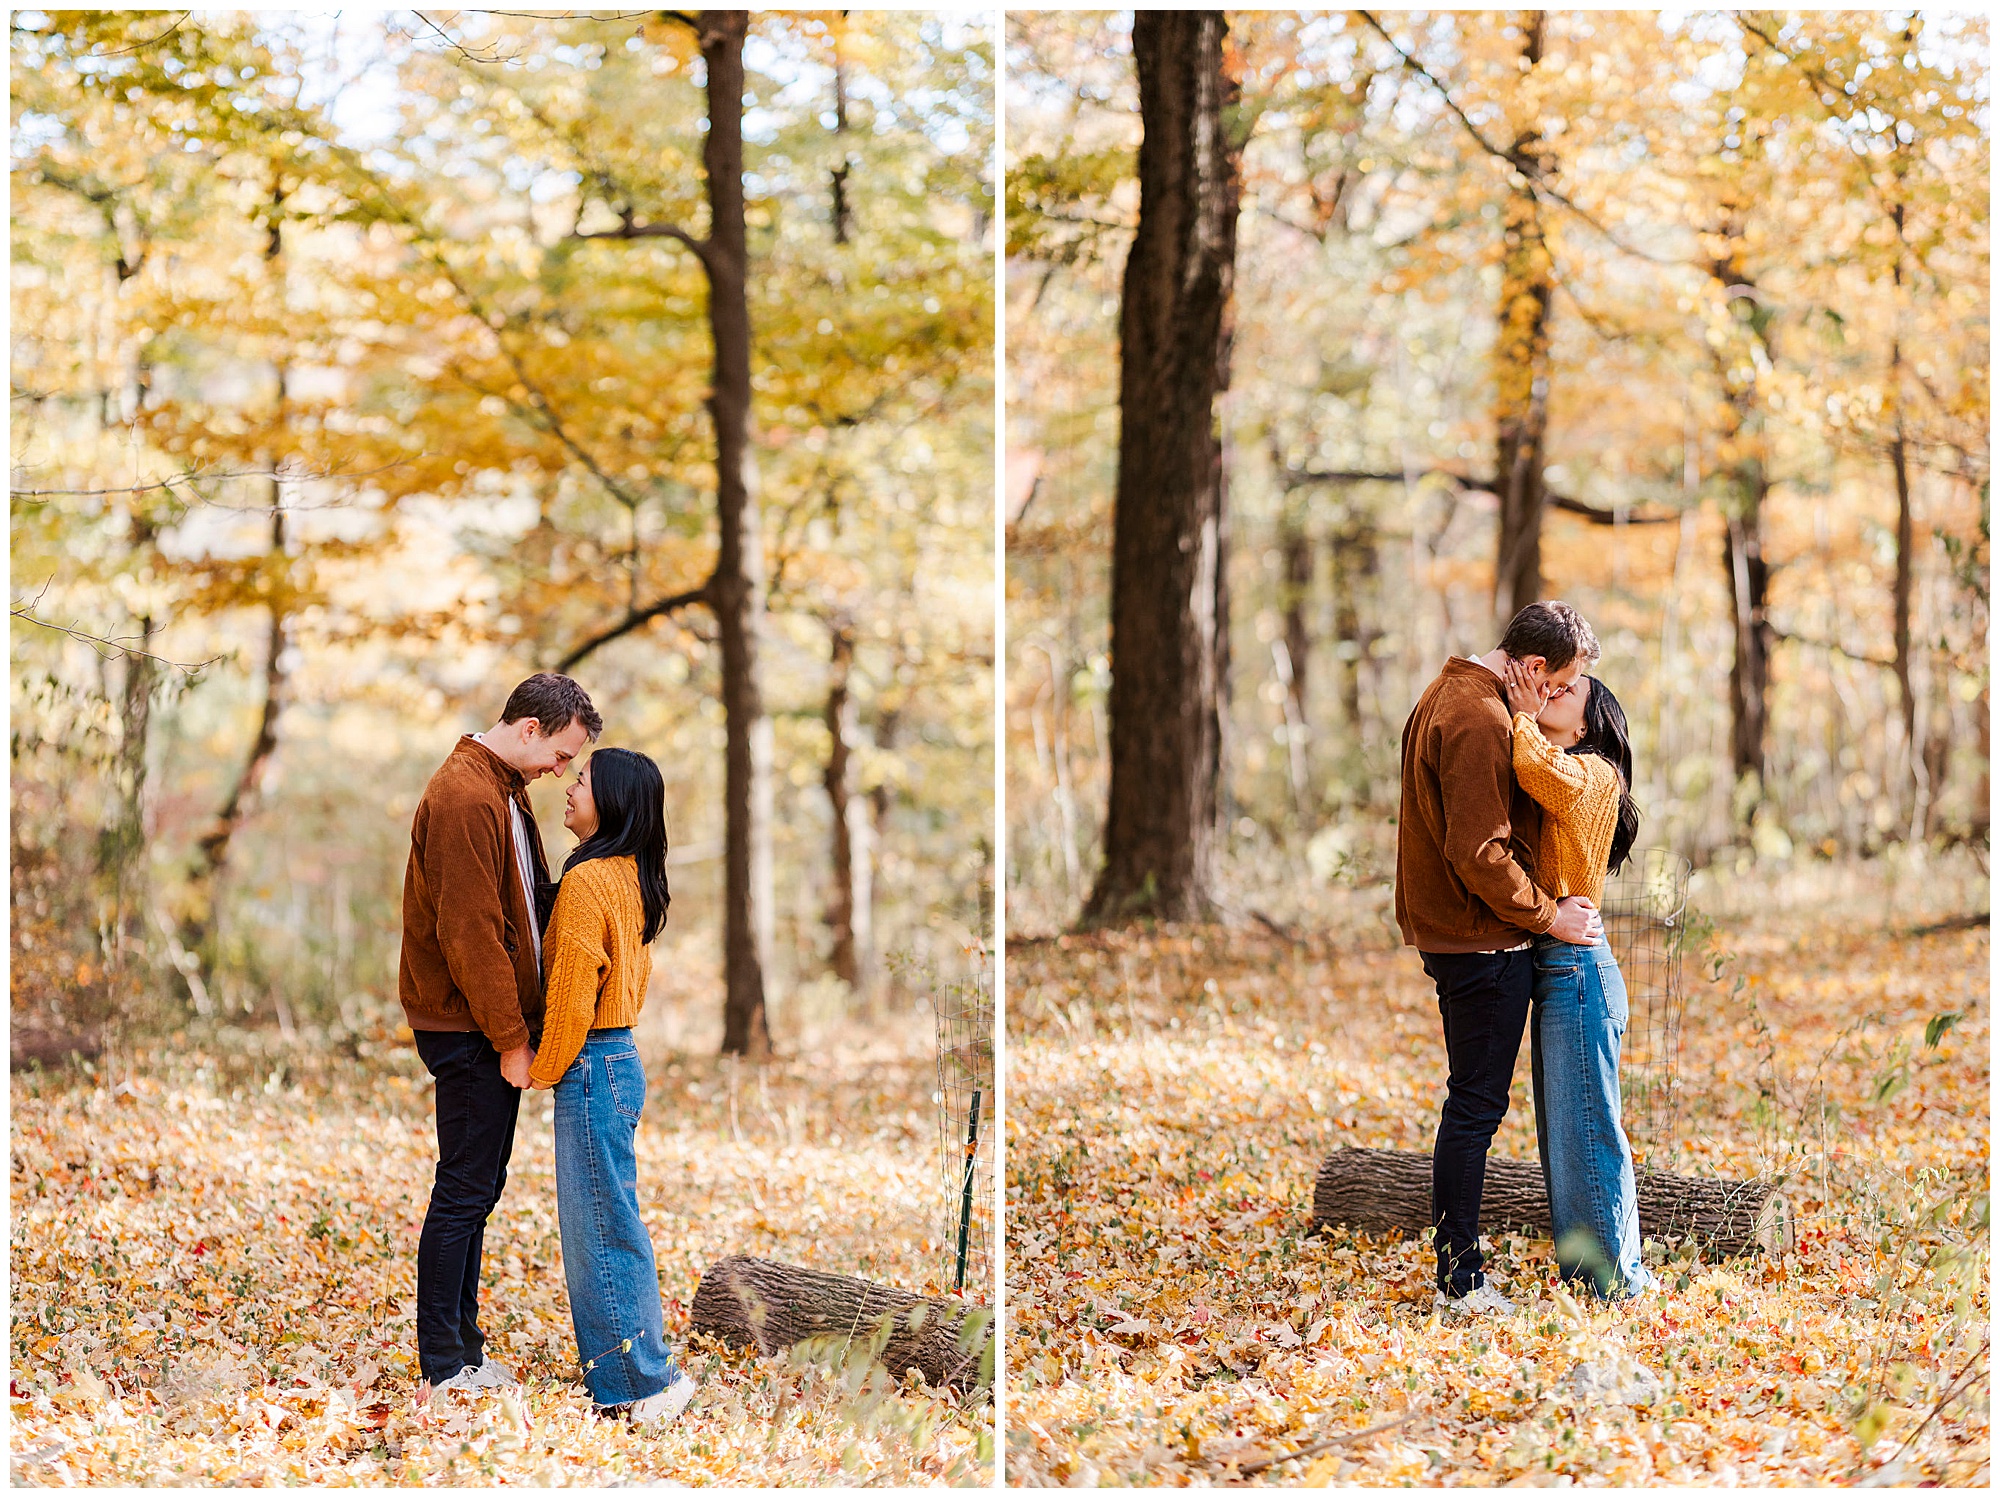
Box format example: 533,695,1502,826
400,672,600,1400
1396,602,1603,1316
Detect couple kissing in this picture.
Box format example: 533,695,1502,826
397,672,698,1425
1397,601,1655,1314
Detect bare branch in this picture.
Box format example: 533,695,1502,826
411,11,522,67
91,11,190,56
1356,11,1677,267
1768,625,1896,670
1275,463,1678,525
12,459,411,506
554,584,713,673
12,603,222,675
423,254,652,511
570,217,712,267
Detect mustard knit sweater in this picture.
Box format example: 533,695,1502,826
528,856,653,1087
1511,713,1624,910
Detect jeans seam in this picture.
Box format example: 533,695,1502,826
585,1051,629,1403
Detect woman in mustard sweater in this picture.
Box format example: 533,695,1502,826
1503,661,1656,1302
527,748,697,1424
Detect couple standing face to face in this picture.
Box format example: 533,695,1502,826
468,708,608,842
396,672,689,1415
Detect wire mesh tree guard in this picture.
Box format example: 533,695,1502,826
933,948,994,1300
1601,848,1692,1164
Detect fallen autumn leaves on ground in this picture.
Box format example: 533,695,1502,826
1005,858,1988,1486
10,990,993,1486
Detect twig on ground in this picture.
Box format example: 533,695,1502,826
1881,1336,1990,1471
1235,1410,1417,1476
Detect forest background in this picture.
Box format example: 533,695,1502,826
1006,8,1988,933
11,10,995,1484
1002,10,1986,1487
14,7,996,1062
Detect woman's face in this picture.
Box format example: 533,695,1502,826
1537,675,1590,749
563,758,600,839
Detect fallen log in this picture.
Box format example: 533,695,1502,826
1311,1146,1791,1259
688,1255,991,1394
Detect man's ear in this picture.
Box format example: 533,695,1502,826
1522,655,1548,679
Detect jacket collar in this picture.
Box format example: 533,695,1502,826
456,733,528,796
1445,655,1505,693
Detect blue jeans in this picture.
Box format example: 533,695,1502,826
1530,936,1655,1300
553,1029,681,1408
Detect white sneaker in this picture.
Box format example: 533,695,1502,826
418,1365,483,1402
462,1358,518,1390
625,1372,699,1427
1437,1283,1518,1317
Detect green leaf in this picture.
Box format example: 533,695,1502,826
1924,1011,1963,1048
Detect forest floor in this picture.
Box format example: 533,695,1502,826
9,998,993,1486
1005,856,1989,1486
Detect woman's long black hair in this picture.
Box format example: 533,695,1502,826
563,747,671,944
1571,677,1641,875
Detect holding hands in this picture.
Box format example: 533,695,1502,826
500,1043,537,1089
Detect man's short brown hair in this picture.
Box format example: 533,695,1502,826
1499,601,1600,672
500,673,603,740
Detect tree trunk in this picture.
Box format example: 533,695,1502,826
689,1254,991,1394
1082,10,1242,927
1279,502,1312,735
1330,511,1373,732
1311,1147,1792,1260
829,14,853,245
185,470,289,950
823,620,872,991
1707,214,1775,799
98,609,157,950
183,183,295,963
1491,13,1553,627
698,12,774,1058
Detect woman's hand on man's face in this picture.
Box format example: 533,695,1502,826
1503,658,1548,718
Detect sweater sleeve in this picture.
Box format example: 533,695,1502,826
423,794,530,1053
1436,701,1559,935
528,872,610,1087
1513,713,1621,824
1512,713,1592,816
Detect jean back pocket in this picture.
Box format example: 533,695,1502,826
601,1048,645,1120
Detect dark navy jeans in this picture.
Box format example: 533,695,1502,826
554,1029,680,1409
413,1028,521,1385
1421,947,1534,1295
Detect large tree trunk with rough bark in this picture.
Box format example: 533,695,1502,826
690,1255,991,1393
698,12,775,1058
1491,14,1553,626
1311,1147,1792,1259
1083,10,1242,927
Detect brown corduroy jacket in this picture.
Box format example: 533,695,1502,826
398,736,551,1052
1395,657,1559,952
